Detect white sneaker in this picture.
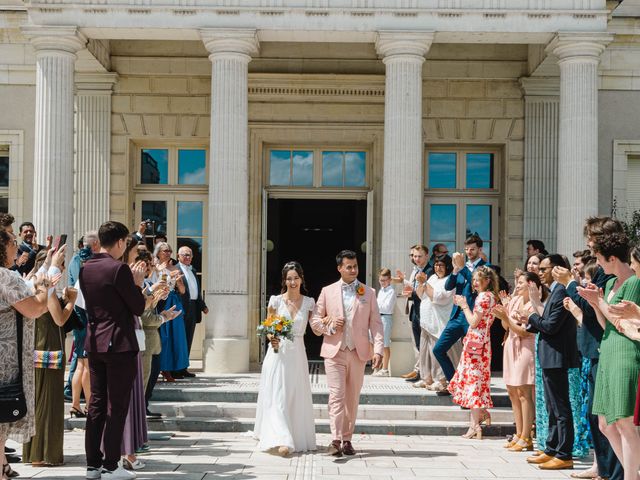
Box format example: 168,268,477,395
412,380,427,388
123,458,146,470
101,466,136,479
86,467,102,479
371,369,389,377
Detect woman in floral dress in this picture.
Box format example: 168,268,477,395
448,265,500,440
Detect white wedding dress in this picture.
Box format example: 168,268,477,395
254,295,317,452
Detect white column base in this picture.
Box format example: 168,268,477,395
203,338,250,374
388,312,417,376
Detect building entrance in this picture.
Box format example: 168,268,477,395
265,198,367,360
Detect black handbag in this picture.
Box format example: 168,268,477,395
0,313,27,423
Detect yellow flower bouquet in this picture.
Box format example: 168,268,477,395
257,310,294,353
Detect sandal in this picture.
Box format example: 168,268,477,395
570,471,599,479
2,463,19,479
69,406,86,418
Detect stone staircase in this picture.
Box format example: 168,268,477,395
66,372,517,437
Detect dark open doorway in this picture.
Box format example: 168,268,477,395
265,198,367,360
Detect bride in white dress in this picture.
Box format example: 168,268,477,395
254,261,317,455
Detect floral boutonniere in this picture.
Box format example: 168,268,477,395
356,284,365,297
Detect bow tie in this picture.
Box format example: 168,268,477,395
342,282,357,291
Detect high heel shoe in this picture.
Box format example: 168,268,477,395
509,437,534,452
461,425,483,440
2,463,19,479
161,371,175,383
69,406,86,418
479,411,492,426
504,434,520,448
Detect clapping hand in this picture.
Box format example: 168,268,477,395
169,269,184,282
552,266,573,286
63,286,78,304
498,290,511,306
452,252,465,270
527,281,542,306
492,304,508,321
415,271,427,284
131,260,147,287
161,305,181,322
608,299,640,321
454,295,468,310
577,283,602,306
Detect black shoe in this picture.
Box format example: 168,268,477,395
146,410,163,419
436,390,451,396
4,447,15,454
182,370,196,378
171,371,185,379
5,454,20,464
405,376,421,383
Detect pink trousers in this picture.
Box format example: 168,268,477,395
325,348,366,441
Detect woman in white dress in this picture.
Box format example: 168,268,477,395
254,261,317,455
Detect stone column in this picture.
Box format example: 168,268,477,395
74,73,117,242
22,26,86,242
521,78,560,254
548,33,612,256
376,31,433,375
200,29,258,374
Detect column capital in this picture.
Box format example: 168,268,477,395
520,77,560,97
546,32,613,63
75,72,118,95
21,25,87,55
199,29,259,61
375,30,434,61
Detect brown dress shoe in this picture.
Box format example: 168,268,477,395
539,458,574,470
400,371,418,379
527,453,555,464
342,441,356,456
327,440,342,457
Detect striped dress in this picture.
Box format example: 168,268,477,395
592,276,640,425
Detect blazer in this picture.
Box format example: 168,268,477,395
565,267,613,360
444,259,487,320
310,280,384,362
527,283,580,370
178,264,208,324
79,252,146,353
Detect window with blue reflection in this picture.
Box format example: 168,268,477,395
141,149,168,184
466,204,491,242
429,241,456,258
345,152,366,187
292,151,313,186
466,153,494,189
429,204,457,244
322,151,343,187
178,149,206,185
141,201,167,236
428,152,456,189
177,201,203,237
269,150,291,186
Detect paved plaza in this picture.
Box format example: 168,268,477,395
8,430,594,480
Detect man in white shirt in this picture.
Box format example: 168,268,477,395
177,246,208,378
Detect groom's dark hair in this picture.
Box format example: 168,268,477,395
336,249,357,266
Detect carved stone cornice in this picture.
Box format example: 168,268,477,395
199,28,259,61
375,30,434,61
21,25,87,55
75,72,118,95
520,77,560,97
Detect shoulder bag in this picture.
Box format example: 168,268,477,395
463,295,492,359
0,313,28,423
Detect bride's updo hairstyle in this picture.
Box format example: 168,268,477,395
281,261,307,294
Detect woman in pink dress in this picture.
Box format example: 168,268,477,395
448,266,499,440
493,271,546,452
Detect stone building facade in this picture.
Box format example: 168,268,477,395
1,0,640,373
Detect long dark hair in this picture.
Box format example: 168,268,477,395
121,234,141,264
0,229,11,268
280,261,307,295
524,253,545,272
519,271,549,302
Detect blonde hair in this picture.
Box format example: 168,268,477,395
472,266,500,300
379,267,391,277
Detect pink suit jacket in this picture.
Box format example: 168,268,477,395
311,280,385,362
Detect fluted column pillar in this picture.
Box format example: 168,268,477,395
376,31,433,375
200,29,258,374
521,78,560,255
22,26,86,241
548,33,612,256
74,73,117,243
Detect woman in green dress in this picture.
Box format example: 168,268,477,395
22,249,78,467
578,233,640,480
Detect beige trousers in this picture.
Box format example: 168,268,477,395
325,348,366,441
419,328,462,384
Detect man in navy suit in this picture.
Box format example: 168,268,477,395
433,234,487,386
80,221,146,479
521,254,580,471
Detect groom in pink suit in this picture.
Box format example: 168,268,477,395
311,250,384,457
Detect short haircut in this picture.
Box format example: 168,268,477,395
135,251,153,264
434,255,454,275
83,230,99,246
19,221,34,233
464,234,483,248
591,232,630,263
527,239,546,253
432,243,447,254
583,261,599,281
379,268,391,277
336,249,357,266
410,244,429,255
98,221,129,249
573,249,591,259
155,233,167,241
583,216,624,239
544,253,570,269
0,213,14,230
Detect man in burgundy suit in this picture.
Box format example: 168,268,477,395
79,221,146,479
